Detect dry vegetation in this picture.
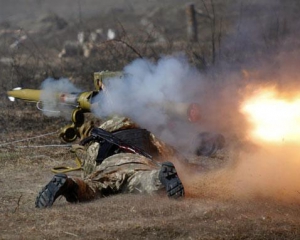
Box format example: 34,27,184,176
2,0,300,239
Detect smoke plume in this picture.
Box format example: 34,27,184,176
91,55,213,152
40,77,82,118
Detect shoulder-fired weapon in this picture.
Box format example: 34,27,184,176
7,71,201,143
7,71,122,142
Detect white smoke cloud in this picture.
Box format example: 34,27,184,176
40,77,82,118
91,55,208,151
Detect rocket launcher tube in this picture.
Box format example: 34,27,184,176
7,88,98,142
57,91,95,111
7,89,41,102
7,88,96,112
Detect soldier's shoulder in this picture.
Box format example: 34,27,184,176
99,115,139,132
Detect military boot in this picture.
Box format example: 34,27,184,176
35,174,97,208
35,174,79,208
159,162,184,199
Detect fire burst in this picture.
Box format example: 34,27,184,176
241,88,300,143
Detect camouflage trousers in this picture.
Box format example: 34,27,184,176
81,152,164,197
73,140,164,198
72,116,175,198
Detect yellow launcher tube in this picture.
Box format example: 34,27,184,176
77,91,93,111
7,89,41,102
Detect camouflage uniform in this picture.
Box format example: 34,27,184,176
77,116,177,178
81,153,163,198
35,116,184,208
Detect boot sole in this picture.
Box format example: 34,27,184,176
159,162,184,199
35,174,67,208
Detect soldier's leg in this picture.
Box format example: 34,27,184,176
35,158,184,208
35,174,97,208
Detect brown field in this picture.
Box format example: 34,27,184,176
2,0,300,239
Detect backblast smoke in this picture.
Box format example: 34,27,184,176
91,55,209,152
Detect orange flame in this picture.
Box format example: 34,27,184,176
241,88,300,143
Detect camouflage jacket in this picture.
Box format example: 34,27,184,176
73,115,177,178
